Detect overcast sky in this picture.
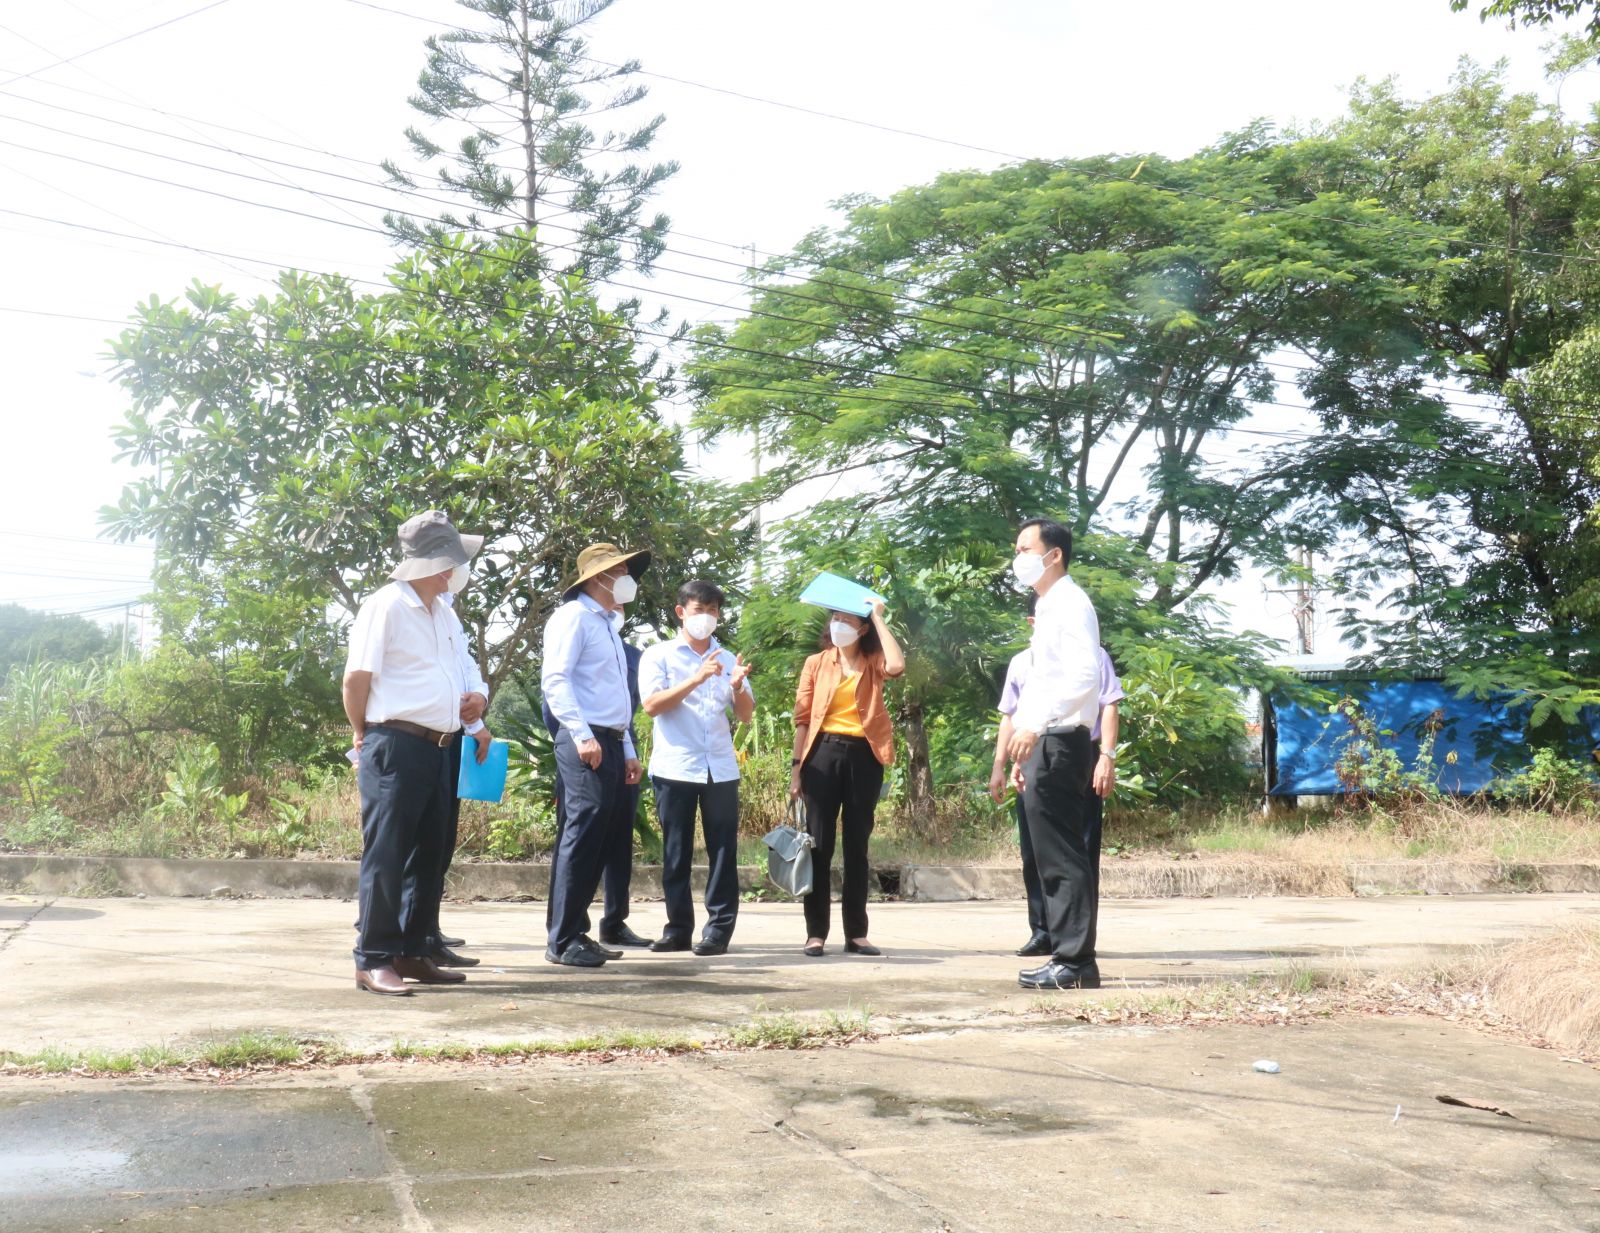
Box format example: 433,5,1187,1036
0,0,1590,652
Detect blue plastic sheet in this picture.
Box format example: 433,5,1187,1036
1264,680,1599,796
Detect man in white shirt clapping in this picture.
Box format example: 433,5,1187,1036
638,580,755,956
1006,517,1104,990
343,511,492,997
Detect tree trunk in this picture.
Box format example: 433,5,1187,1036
899,701,937,837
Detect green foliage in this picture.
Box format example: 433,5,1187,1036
1330,698,1448,804
382,0,677,278
0,605,117,680
1450,0,1600,36
1115,645,1253,802
1490,747,1599,810
104,233,739,708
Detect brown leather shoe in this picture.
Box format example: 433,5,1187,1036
393,955,466,984
355,965,412,996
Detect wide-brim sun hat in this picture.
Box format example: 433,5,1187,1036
389,510,484,582
562,542,652,601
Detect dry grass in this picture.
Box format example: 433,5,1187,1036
1035,921,1600,1062
1478,921,1600,1057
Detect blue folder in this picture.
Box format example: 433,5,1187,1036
457,738,510,803
797,571,886,617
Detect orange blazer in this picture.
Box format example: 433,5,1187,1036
794,648,895,767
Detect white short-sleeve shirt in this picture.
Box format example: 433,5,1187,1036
637,635,748,783
346,581,485,732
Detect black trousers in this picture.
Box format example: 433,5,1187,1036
546,729,627,954
1016,795,1048,939
653,775,740,943
800,734,884,942
353,726,453,969
1021,726,1100,968
546,766,639,935
1017,741,1103,943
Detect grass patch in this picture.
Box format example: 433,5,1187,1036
0,1033,321,1076
722,1007,873,1049
1478,920,1600,1057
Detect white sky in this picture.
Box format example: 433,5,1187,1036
0,0,1590,651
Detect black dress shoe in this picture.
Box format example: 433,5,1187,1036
1016,933,1052,957
650,935,692,953
438,934,465,948
692,939,728,956
1017,961,1101,990
803,942,825,957
429,945,480,967
545,942,607,967
579,934,622,959
844,940,881,956
599,924,655,948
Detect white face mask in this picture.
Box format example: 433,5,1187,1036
1012,551,1049,588
447,564,469,594
683,613,718,641
608,573,638,605
829,620,861,648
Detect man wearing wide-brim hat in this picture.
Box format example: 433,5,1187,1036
343,511,492,996
540,541,651,967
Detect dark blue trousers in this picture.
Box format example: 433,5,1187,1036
419,735,464,948
353,726,453,969
546,768,639,935
546,729,627,954
1021,727,1100,968
652,775,740,944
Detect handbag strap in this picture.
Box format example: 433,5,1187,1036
788,795,808,833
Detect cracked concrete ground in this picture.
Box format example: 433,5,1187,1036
3,893,1598,1053
4,1021,1598,1232
4,891,1599,1231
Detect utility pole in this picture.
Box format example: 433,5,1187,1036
1264,547,1318,656
747,240,763,585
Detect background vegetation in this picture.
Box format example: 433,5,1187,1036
5,7,1600,865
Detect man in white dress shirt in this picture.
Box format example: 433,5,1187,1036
638,580,755,956
343,511,492,997
541,542,648,968
1006,517,1104,990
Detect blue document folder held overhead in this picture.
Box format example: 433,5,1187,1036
457,738,510,803
797,571,886,617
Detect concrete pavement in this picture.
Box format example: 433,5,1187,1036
3,892,1598,1053
4,1020,1598,1232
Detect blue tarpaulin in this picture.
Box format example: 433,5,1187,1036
1263,676,1600,797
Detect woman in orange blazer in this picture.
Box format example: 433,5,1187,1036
789,598,906,956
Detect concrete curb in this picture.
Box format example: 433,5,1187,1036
2,852,1599,901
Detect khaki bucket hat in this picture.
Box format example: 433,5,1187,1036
562,542,651,601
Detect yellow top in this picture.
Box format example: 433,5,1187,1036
819,672,867,738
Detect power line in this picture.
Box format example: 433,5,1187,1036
0,68,1554,418
0,130,1550,436
0,0,235,88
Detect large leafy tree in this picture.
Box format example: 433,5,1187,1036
1322,57,1600,688
691,137,1450,615
383,0,676,279
104,234,736,737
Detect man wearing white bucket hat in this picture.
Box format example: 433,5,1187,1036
343,511,491,996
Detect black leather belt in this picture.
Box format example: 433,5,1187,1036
589,726,626,741
372,720,458,747
819,733,869,744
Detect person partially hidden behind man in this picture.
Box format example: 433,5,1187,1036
343,511,493,996
540,542,649,968
638,579,755,956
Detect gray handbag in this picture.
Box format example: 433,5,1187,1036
763,800,815,897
